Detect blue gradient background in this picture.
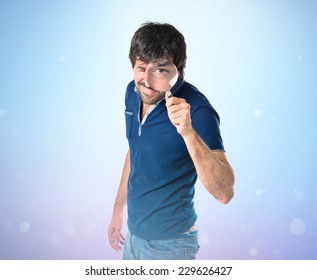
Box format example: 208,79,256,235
0,0,316,259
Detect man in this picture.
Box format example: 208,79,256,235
108,22,234,260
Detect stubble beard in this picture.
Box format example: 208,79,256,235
137,83,165,105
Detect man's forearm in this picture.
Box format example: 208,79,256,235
182,129,234,204
113,150,130,214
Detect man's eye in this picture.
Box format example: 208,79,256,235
157,67,169,73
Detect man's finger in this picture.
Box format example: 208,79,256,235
166,97,186,107
165,90,173,100
120,233,126,241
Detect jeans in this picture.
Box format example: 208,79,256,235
123,227,200,260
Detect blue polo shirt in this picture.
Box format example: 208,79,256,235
124,80,224,240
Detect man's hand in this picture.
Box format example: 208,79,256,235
107,213,125,251
165,91,193,136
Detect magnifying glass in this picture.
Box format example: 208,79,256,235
145,58,178,98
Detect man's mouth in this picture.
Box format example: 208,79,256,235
139,83,158,96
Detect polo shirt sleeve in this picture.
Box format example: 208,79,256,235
191,105,225,151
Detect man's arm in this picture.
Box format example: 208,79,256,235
107,150,130,251
182,131,234,204
165,93,234,204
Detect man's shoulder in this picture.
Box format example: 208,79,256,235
179,81,212,107
125,80,138,107
126,80,136,92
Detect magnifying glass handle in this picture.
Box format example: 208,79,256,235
166,90,173,99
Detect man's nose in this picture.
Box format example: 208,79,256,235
143,71,150,87
144,79,150,87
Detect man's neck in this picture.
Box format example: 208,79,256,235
140,103,151,121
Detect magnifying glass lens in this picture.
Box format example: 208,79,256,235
145,59,178,92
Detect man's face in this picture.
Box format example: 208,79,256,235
133,59,165,105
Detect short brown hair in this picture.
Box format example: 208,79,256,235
129,22,187,80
